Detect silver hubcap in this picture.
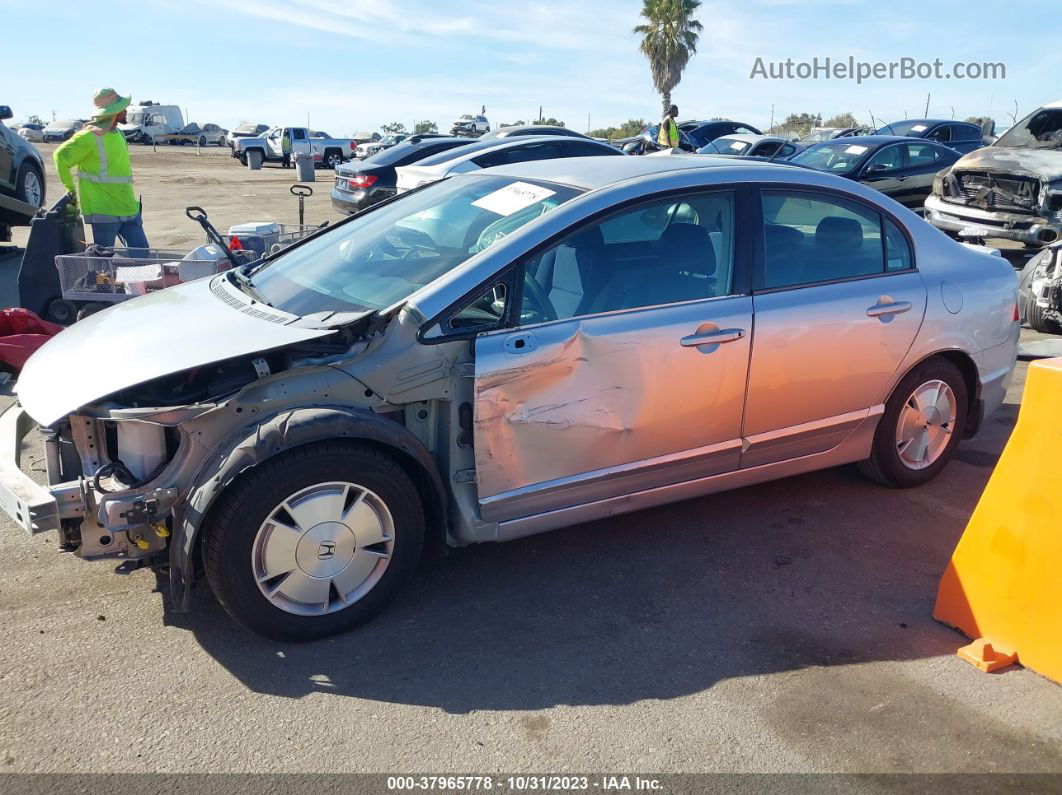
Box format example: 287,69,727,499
895,379,956,470
24,172,42,206
252,482,394,616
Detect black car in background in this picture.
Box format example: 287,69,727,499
787,135,963,209
873,119,985,154
681,120,762,148
331,135,473,214
0,105,46,208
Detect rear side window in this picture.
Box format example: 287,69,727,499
758,192,886,289
885,219,913,271
292,129,307,140
473,142,565,168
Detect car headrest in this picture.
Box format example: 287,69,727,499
815,216,863,253
658,223,716,274
764,222,804,251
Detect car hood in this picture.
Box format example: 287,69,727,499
951,146,1062,181
17,277,336,426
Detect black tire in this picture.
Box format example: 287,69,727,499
203,442,425,641
324,149,342,169
198,136,207,147
1026,300,1062,334
858,358,968,488
15,162,45,207
45,298,78,325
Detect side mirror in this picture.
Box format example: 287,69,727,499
0,106,12,121
865,163,888,175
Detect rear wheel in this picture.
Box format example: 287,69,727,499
324,149,343,169
203,442,425,641
198,135,207,147
858,358,968,488
15,163,45,207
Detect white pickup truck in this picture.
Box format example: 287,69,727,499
231,126,357,169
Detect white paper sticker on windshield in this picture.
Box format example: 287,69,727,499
845,145,869,154
729,141,747,151
472,181,556,216
911,124,928,132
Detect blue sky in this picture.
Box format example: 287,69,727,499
5,0,1059,134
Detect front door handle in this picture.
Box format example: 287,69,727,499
866,300,912,318
680,328,745,347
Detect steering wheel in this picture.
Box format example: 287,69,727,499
381,226,437,259
521,271,557,324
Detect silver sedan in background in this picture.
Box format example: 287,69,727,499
2,156,1018,640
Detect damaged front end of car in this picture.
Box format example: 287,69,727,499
0,273,462,610
925,139,1062,247
1018,242,1062,332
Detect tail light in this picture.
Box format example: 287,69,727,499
347,175,378,189
350,142,356,150
1014,302,1020,323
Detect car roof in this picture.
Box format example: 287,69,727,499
801,135,919,147
475,153,823,191
417,134,599,168
485,124,582,138
713,134,779,144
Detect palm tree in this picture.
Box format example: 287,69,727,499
633,0,703,116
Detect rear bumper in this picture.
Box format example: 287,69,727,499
330,185,393,215
0,405,59,534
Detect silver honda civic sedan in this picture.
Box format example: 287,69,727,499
2,156,1019,640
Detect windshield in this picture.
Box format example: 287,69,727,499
805,129,838,142
875,120,932,137
249,175,581,316
789,141,872,174
700,137,751,155
995,108,1062,150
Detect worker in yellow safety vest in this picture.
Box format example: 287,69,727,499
54,88,149,249
657,104,680,148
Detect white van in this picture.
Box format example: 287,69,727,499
119,102,184,144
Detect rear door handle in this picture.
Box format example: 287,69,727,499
866,300,912,318
680,328,745,347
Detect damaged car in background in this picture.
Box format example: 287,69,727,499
925,99,1062,247
1017,239,1062,332
0,156,1018,641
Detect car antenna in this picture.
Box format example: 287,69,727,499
765,136,789,163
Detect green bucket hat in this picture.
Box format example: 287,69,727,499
88,88,131,126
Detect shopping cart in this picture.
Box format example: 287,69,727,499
50,245,256,323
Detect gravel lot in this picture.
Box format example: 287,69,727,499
0,146,1060,775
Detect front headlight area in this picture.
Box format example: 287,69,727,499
50,414,181,560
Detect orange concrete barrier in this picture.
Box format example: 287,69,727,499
934,357,1062,683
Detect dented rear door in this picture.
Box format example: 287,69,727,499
472,296,753,523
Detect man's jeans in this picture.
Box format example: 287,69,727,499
90,213,149,250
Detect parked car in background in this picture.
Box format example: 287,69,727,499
171,123,228,146
1017,239,1062,332
2,155,1018,640
352,131,382,146
802,127,872,143
873,119,985,155
395,135,623,193
333,135,473,214
311,131,332,139
118,102,184,143
232,126,357,169
42,119,84,142
228,122,270,147
787,135,963,210
15,123,44,143
698,134,799,159
925,100,1062,248
0,106,46,207
451,114,490,137
680,120,763,149
481,125,589,140
355,133,408,160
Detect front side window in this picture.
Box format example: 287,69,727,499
864,144,905,172
926,125,951,142
249,176,580,316
519,191,736,324
473,142,565,168
759,192,886,289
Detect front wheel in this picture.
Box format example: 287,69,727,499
858,358,968,488
203,442,425,641
15,163,45,207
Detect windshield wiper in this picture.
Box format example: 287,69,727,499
229,269,272,305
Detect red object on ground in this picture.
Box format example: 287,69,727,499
0,308,64,373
